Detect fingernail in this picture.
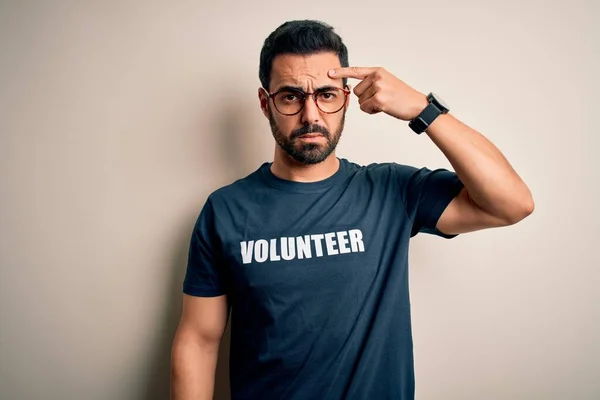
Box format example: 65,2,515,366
328,69,336,76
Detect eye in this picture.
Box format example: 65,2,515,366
317,91,338,101
277,91,302,103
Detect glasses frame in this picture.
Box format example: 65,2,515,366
267,86,351,116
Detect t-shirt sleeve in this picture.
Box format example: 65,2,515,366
183,197,228,297
394,164,465,239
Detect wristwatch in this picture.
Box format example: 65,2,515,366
408,92,450,134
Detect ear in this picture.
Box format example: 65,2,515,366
344,84,352,109
258,87,270,119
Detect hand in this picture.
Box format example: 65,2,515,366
328,67,428,121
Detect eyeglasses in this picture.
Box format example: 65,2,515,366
267,86,351,116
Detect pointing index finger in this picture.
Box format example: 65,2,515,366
328,67,377,80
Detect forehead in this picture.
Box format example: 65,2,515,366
270,52,342,91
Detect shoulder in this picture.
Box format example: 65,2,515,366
202,162,269,208
342,159,458,197
342,158,421,181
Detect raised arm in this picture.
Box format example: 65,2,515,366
329,66,534,234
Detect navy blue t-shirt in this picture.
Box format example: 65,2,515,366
183,158,464,400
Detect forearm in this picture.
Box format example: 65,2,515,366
425,113,534,223
171,335,220,400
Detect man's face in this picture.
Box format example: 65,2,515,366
259,52,349,165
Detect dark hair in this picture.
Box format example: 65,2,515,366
259,20,349,91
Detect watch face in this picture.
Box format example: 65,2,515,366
430,92,449,111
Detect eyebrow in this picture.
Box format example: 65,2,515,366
273,85,341,93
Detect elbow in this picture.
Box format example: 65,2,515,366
172,326,222,357
523,193,535,216
504,192,535,225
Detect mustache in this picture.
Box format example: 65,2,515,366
291,124,330,139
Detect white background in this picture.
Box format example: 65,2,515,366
1,1,598,399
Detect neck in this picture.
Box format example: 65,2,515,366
271,150,340,183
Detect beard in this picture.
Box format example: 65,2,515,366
268,106,345,165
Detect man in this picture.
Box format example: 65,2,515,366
170,20,534,400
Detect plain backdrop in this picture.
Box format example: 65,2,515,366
1,1,598,399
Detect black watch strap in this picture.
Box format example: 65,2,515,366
409,93,449,134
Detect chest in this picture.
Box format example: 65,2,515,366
218,181,408,302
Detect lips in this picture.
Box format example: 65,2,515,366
292,124,330,139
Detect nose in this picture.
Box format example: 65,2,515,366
300,95,322,125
